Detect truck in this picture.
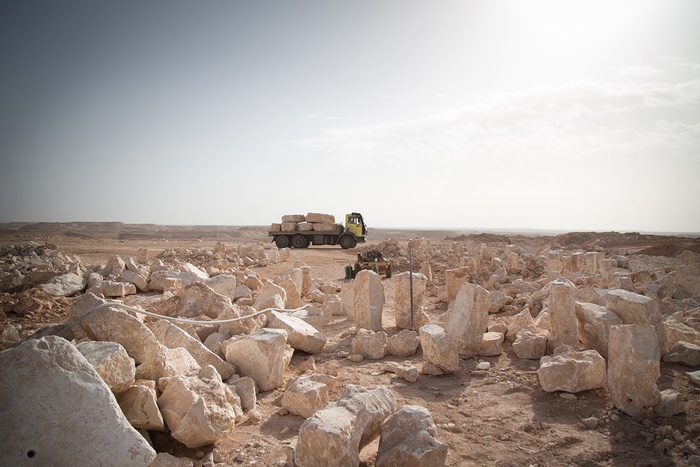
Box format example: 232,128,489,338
269,212,367,249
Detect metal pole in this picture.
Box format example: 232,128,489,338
409,243,414,331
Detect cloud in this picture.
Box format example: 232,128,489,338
295,69,700,170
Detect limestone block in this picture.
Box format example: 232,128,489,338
325,295,344,316
420,262,433,282
384,361,419,383
227,376,257,411
538,346,606,393
87,279,137,297
295,385,398,467
37,272,87,296
387,329,420,357
120,269,150,292
0,337,156,466
351,329,388,359
116,380,165,431
419,323,459,373
270,223,281,232
153,282,236,319
137,248,150,263
281,374,330,418
274,275,303,309
253,293,285,312
445,266,471,304
441,282,490,356
306,212,335,224
341,280,356,322
222,328,292,391
157,373,237,448
244,272,263,291
479,332,504,357
86,271,103,288
71,293,161,364
267,310,327,354
606,289,667,354
393,272,430,330
663,341,700,366
290,306,332,330
254,280,287,309
489,290,507,314
575,302,622,357
655,389,685,417
298,222,314,231
75,340,135,393
513,327,548,360
203,274,237,299
102,255,126,278
664,318,700,348
218,304,268,336
506,308,536,343
135,346,201,382
547,279,579,349
312,222,339,232
354,270,385,332
148,320,235,379
376,405,448,467
282,214,306,223
608,324,661,416
300,266,312,297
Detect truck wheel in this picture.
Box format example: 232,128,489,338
275,236,290,248
292,234,308,248
339,235,356,249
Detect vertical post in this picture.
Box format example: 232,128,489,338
409,243,414,331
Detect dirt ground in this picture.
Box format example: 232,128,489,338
2,224,700,466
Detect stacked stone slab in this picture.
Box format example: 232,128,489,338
270,213,339,233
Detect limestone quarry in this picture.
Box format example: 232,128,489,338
1,223,700,466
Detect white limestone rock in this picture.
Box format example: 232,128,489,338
116,380,165,431
75,340,135,393
606,289,667,354
575,301,622,358
227,376,257,411
547,279,579,349
275,275,303,309
440,282,490,356
376,405,448,467
354,270,385,331
37,272,87,297
479,331,504,357
87,279,137,297
254,280,288,309
281,374,330,418
513,327,548,360
135,346,201,382
0,336,156,466
267,310,327,354
654,389,685,417
608,324,661,416
120,269,150,292
295,385,398,467
157,372,237,448
663,341,700,367
203,274,237,299
506,308,536,343
222,328,292,392
148,320,235,379
538,345,606,393
419,323,459,373
387,329,420,357
393,272,430,330
351,329,388,360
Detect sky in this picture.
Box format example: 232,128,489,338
1,0,699,233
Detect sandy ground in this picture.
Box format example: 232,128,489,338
2,225,700,466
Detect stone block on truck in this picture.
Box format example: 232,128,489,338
269,212,367,249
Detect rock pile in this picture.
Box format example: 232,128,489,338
270,212,341,234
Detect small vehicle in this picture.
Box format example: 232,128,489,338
345,249,392,279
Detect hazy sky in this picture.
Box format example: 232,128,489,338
1,1,699,232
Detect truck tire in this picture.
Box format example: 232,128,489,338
292,234,308,248
275,235,291,248
339,235,356,249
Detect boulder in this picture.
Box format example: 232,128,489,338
227,376,257,411
351,329,388,360
295,385,398,467
392,272,430,330
445,266,472,304
282,214,306,223
387,330,420,357
102,255,126,278
506,308,536,343
218,304,268,336
654,389,685,417
281,374,330,418
341,280,357,322
547,279,579,349
664,318,700,348
376,405,448,467
306,212,335,224
157,372,237,448
538,346,606,393
254,280,287,310
275,275,303,309
606,289,667,354
222,328,292,392
135,346,201,382
37,272,87,297
203,274,237,299
153,282,236,320
87,279,137,298
116,380,165,431
608,324,661,416
383,361,419,383
0,336,156,466
120,269,150,292
148,320,235,379
267,310,327,354
575,302,622,358
70,293,161,364
440,282,489,356
75,340,135,393
489,290,507,314
419,323,459,373
512,327,548,360
663,341,700,367
353,270,385,331
479,332,504,357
